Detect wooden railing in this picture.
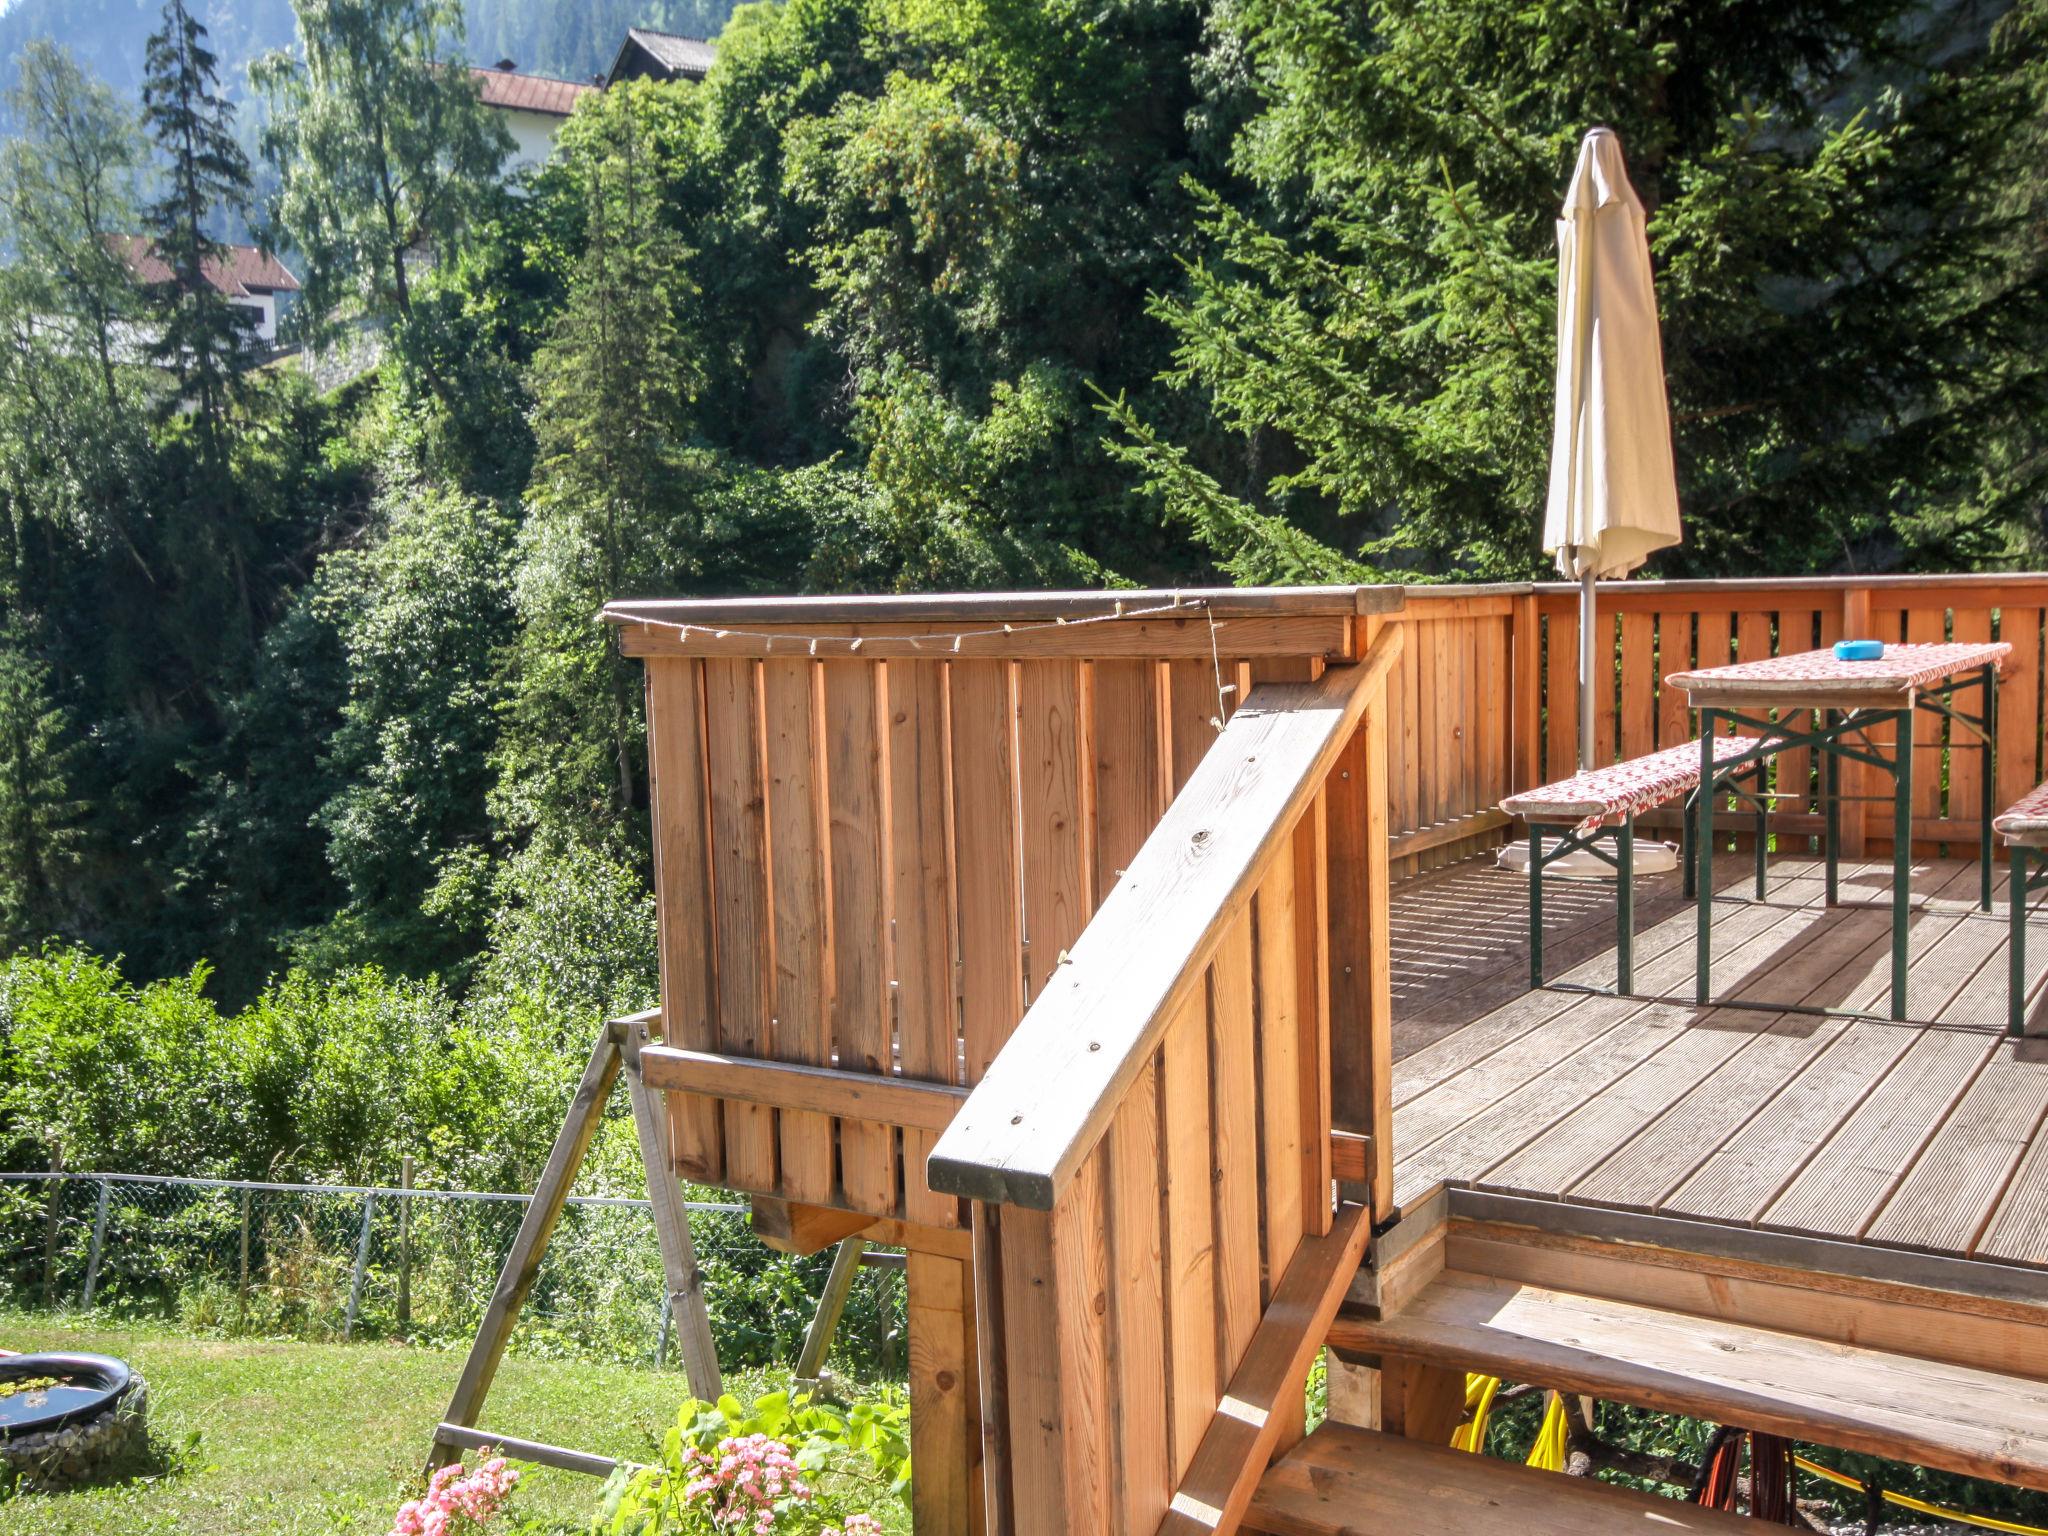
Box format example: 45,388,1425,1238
928,629,1401,1535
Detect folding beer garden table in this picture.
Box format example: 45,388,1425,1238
1664,641,2009,1021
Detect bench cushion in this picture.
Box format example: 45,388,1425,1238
1995,781,2048,845
1501,735,1764,834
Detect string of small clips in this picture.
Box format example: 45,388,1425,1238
632,591,1241,732
633,593,1215,655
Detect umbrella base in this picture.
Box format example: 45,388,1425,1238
1497,840,1679,879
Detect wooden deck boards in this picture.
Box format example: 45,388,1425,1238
1390,855,2048,1269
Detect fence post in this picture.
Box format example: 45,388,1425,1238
345,1192,375,1339
239,1187,252,1304
80,1179,110,1308
40,1153,64,1308
1512,591,1544,794
398,1156,413,1330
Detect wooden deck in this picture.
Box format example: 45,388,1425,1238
1390,854,2048,1269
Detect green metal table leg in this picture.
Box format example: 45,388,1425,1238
1697,714,1716,1006
1982,665,1996,913
1753,778,1767,900
1617,815,1635,995
1680,789,1696,900
1823,709,1840,907
2011,844,2028,1037
1529,823,1544,990
1892,706,1914,1021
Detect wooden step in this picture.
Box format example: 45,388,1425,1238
1246,1423,1757,1535
1328,1268,2048,1492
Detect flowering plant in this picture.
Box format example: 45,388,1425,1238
588,1391,899,1535
391,1455,523,1536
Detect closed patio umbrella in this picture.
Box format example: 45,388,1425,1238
1542,127,1682,770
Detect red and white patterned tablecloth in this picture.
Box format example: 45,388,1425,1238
1666,641,2009,699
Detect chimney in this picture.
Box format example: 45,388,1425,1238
494,58,517,71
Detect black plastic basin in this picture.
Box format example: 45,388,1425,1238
0,1354,134,1434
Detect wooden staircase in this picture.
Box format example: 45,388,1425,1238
1327,1268,2048,1491
1235,1196,2048,1534
1248,1425,1758,1535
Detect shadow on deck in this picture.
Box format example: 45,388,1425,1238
1390,852,2048,1270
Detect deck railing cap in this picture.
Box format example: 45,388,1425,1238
599,584,1408,628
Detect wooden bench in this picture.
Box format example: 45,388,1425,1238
1995,781,2048,1035
1501,737,1767,994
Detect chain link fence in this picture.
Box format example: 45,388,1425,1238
0,1174,907,1380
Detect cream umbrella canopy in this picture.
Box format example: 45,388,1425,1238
1542,127,1682,769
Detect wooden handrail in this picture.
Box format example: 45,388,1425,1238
927,625,1404,1210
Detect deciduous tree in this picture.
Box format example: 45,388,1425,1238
255,0,511,330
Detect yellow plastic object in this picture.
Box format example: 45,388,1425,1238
1525,1391,1569,1470
1793,1453,2048,1536
1450,1374,1499,1453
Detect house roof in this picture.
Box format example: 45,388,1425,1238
608,28,716,85
469,65,600,118
111,236,300,297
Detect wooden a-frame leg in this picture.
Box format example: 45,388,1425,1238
795,1238,867,1387
625,1013,723,1402
428,1021,625,1474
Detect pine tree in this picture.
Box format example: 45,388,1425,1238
1109,0,2048,578
519,82,704,825
140,0,257,456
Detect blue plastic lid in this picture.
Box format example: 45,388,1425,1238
1834,639,1885,661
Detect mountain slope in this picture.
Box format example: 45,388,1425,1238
0,0,735,110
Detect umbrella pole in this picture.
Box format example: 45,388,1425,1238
1578,568,1598,769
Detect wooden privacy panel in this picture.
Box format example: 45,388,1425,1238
996,854,1331,1536
641,649,1266,1223
1383,593,1524,875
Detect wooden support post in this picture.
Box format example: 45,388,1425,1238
1323,1348,1382,1430
1383,1357,1467,1445
624,1012,723,1403
908,1250,982,1535
795,1238,867,1386
428,1021,624,1474
1356,615,1397,1219
969,1204,1012,1536
1511,593,1541,793
1841,586,1871,858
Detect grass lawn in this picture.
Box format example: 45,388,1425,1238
0,1311,894,1536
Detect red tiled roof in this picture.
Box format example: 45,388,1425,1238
110,235,300,296
470,66,599,118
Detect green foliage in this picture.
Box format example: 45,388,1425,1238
0,41,144,411
1116,0,2048,578
255,0,513,329
0,630,82,952
310,479,515,977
